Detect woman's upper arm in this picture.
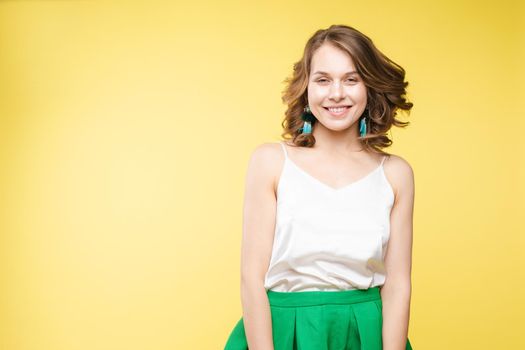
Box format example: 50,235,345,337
383,155,415,290
240,143,280,286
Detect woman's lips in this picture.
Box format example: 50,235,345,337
323,106,351,117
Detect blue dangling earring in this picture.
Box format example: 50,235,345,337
359,108,368,137
301,105,315,134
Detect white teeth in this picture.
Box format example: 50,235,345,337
328,107,347,113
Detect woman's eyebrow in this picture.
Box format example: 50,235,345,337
312,70,358,76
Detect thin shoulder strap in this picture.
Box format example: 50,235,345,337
380,155,389,166
279,141,289,159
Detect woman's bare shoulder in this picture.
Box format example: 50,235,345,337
383,153,415,198
248,142,285,162
384,153,414,172
246,142,286,193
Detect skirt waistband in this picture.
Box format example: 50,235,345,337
266,286,381,307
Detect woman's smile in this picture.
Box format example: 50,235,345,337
323,105,352,117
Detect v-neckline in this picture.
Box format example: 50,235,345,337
284,156,384,193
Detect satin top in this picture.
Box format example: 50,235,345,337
263,142,395,292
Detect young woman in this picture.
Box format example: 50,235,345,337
224,24,414,350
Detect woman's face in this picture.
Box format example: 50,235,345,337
307,43,368,132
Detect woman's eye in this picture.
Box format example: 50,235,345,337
316,78,357,83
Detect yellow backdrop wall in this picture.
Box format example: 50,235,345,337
1,1,523,349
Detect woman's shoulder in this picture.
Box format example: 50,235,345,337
248,141,286,160
382,152,415,198
246,142,286,192
383,153,414,174
248,141,288,172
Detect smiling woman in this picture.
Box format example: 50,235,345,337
224,24,415,350
282,25,413,152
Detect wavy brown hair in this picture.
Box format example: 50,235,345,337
280,24,413,155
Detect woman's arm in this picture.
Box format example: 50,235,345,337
240,143,279,350
380,155,415,350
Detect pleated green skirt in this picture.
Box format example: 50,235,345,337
224,286,413,350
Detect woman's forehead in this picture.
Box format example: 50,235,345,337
311,44,356,73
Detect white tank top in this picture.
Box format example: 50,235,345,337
263,141,394,292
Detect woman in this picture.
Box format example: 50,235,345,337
225,24,414,350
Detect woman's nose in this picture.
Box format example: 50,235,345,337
329,81,345,100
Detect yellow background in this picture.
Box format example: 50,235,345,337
1,1,523,349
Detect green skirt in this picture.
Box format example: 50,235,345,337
224,286,413,350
